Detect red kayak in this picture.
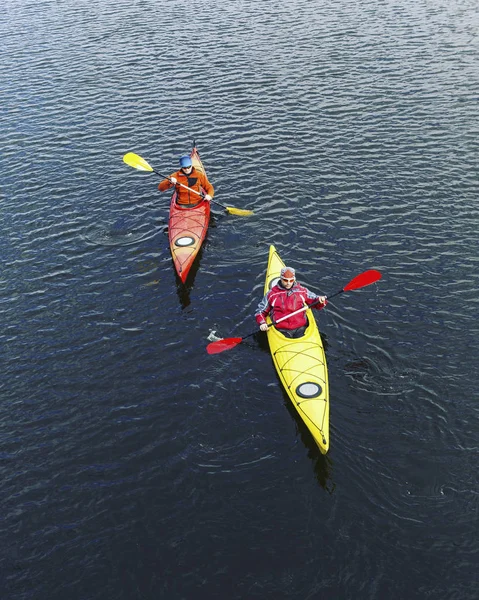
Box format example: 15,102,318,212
168,145,211,283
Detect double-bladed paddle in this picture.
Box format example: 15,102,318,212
123,152,253,216
206,269,382,355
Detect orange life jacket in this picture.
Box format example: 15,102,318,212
158,168,214,206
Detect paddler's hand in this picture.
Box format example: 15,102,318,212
203,194,212,201
169,176,177,185
259,323,269,332
315,296,327,309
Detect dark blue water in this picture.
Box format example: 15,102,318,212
1,1,478,599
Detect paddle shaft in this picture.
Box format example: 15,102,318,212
206,269,381,354
123,153,252,215
246,277,376,341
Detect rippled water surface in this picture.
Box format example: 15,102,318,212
1,1,478,599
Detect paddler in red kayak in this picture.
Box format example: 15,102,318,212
255,267,327,339
158,155,214,206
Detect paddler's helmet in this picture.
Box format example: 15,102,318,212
280,267,296,281
179,155,192,168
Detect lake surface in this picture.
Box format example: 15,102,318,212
1,1,478,598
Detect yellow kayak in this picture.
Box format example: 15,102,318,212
264,245,330,454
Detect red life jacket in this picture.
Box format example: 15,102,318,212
255,282,325,330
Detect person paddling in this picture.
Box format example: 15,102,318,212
158,155,214,206
255,267,327,339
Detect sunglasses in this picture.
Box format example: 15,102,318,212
281,277,295,284
181,164,192,169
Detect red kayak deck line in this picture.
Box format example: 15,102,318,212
167,146,211,283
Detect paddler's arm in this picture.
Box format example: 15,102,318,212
158,173,177,192
255,295,271,331
200,173,214,202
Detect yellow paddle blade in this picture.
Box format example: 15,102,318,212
225,206,254,216
123,152,154,172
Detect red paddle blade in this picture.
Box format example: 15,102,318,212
206,337,243,355
343,269,382,292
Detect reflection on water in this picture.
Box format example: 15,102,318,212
255,329,270,353
311,449,335,495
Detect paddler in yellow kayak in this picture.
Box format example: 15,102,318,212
255,266,327,339
158,155,214,206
